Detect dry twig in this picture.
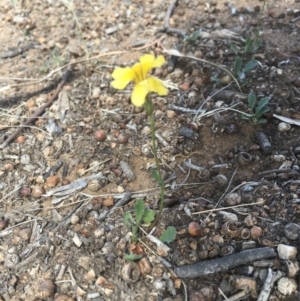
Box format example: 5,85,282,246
0,67,72,149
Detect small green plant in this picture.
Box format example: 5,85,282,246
233,57,258,80
231,37,262,55
241,92,270,124
159,226,177,243
39,48,69,74
184,29,200,44
124,199,155,243
243,36,262,54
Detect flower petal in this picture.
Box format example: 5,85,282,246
153,55,166,68
131,62,144,83
131,83,149,107
112,67,134,81
111,67,134,90
111,79,130,90
140,54,156,64
139,54,166,79
147,77,168,96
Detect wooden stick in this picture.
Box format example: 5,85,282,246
0,67,72,149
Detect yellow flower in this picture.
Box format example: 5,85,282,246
111,54,168,107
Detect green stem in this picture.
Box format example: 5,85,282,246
148,114,165,227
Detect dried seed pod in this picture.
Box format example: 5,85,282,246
198,169,210,181
208,245,220,258
45,175,60,188
166,110,176,119
285,260,299,278
188,222,206,236
250,226,263,239
230,276,257,298
39,279,56,298
138,258,152,275
220,245,235,256
19,187,31,197
117,132,128,144
0,219,9,231
241,228,250,240
238,152,252,165
213,174,228,188
210,234,224,244
277,244,297,260
16,136,26,144
255,132,272,154
94,130,107,141
88,179,101,192
54,294,75,301
70,214,80,225
189,122,199,131
84,269,96,281
121,262,140,283
278,122,291,133
19,228,31,241
277,277,297,295
260,238,275,247
221,222,241,238
244,214,257,227
31,186,45,198
224,192,241,206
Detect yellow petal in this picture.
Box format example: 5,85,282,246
153,55,166,68
140,54,156,64
147,77,168,96
139,54,166,79
111,79,130,90
131,83,149,107
112,67,134,81
131,62,144,83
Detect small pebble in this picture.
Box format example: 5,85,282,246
166,110,176,119
284,223,300,240
179,82,190,91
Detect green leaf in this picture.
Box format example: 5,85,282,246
233,56,242,77
251,39,262,53
210,76,221,83
242,60,258,73
124,253,143,261
185,30,200,44
143,209,155,224
256,97,270,111
254,106,270,119
230,44,239,55
244,36,253,54
151,170,165,187
240,113,252,120
134,199,145,226
159,226,177,243
247,92,257,112
256,118,267,124
124,212,134,227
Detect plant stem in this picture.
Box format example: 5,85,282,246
148,114,165,228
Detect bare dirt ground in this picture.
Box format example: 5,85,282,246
1,0,300,300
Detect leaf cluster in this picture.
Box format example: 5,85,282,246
233,57,258,81
241,92,270,124
231,36,262,55
124,199,155,243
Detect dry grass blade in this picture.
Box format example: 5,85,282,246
162,48,242,92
